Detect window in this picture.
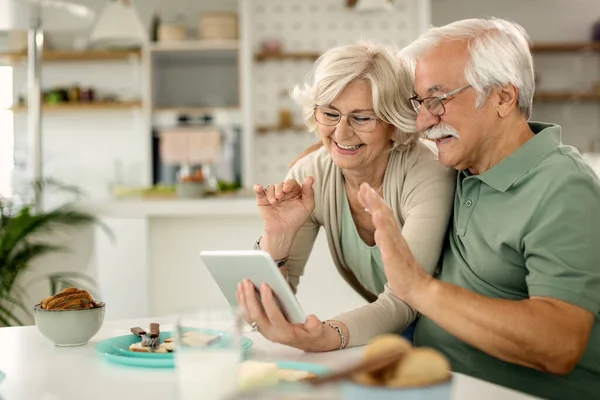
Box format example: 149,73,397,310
0,66,13,198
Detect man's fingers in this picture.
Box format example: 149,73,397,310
359,182,389,217
359,182,407,250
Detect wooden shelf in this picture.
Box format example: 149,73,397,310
532,42,600,53
533,91,600,102
149,40,239,53
154,106,239,113
10,101,143,111
0,48,141,63
255,51,321,62
254,43,600,61
256,125,307,134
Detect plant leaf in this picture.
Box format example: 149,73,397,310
4,243,66,276
3,293,33,321
0,206,97,263
0,302,27,327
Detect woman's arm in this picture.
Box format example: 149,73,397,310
282,219,320,293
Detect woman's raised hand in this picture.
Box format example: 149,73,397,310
253,176,315,236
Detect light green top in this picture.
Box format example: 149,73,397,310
415,122,600,400
339,187,386,296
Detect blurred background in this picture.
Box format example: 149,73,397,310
0,0,598,325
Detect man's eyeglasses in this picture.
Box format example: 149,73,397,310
409,85,472,116
313,107,379,133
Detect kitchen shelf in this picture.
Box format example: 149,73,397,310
0,48,142,63
255,51,321,62
533,91,600,102
9,101,143,111
149,40,239,53
532,42,600,53
256,125,307,134
154,106,240,113
253,43,600,62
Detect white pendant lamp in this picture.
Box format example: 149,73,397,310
89,0,147,49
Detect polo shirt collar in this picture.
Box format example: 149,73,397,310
462,122,562,192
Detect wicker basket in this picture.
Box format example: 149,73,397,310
198,12,238,40
158,22,187,42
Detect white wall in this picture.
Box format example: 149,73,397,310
431,0,600,152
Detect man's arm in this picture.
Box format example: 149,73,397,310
359,174,600,376
411,279,594,375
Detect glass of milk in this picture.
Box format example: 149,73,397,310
174,306,245,400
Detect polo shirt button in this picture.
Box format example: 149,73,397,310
465,200,473,207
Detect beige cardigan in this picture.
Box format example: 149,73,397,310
284,140,456,347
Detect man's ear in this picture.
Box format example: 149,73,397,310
497,85,519,118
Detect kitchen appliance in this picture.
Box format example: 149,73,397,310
153,116,242,190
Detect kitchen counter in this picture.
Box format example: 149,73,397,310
88,197,258,218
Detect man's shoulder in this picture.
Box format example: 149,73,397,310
534,143,600,186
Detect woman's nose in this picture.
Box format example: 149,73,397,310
334,116,353,138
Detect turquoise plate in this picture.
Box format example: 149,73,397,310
274,361,331,376
95,330,253,368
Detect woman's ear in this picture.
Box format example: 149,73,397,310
497,85,519,118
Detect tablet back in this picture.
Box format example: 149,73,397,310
200,250,306,324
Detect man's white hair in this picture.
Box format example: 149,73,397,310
291,40,418,150
400,17,535,119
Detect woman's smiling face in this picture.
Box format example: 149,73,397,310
317,80,395,171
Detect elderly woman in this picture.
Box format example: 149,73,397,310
236,40,456,352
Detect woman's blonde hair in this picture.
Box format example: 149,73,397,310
290,40,418,150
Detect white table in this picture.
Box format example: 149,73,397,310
0,318,539,400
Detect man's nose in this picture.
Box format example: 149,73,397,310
416,107,440,133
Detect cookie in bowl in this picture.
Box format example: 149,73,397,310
34,287,105,347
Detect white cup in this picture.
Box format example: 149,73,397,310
174,307,244,400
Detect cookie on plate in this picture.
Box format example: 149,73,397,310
128,342,168,353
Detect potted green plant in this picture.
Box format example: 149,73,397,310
0,180,108,327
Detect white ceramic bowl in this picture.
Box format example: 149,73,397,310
340,379,453,400
33,302,105,346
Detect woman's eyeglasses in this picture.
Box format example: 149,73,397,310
313,107,379,132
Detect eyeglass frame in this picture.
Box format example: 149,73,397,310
409,84,472,116
312,106,381,133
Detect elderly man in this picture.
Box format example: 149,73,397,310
355,17,600,400
290,17,600,399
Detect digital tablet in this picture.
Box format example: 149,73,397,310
200,250,307,324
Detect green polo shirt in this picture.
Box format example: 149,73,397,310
414,122,600,400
